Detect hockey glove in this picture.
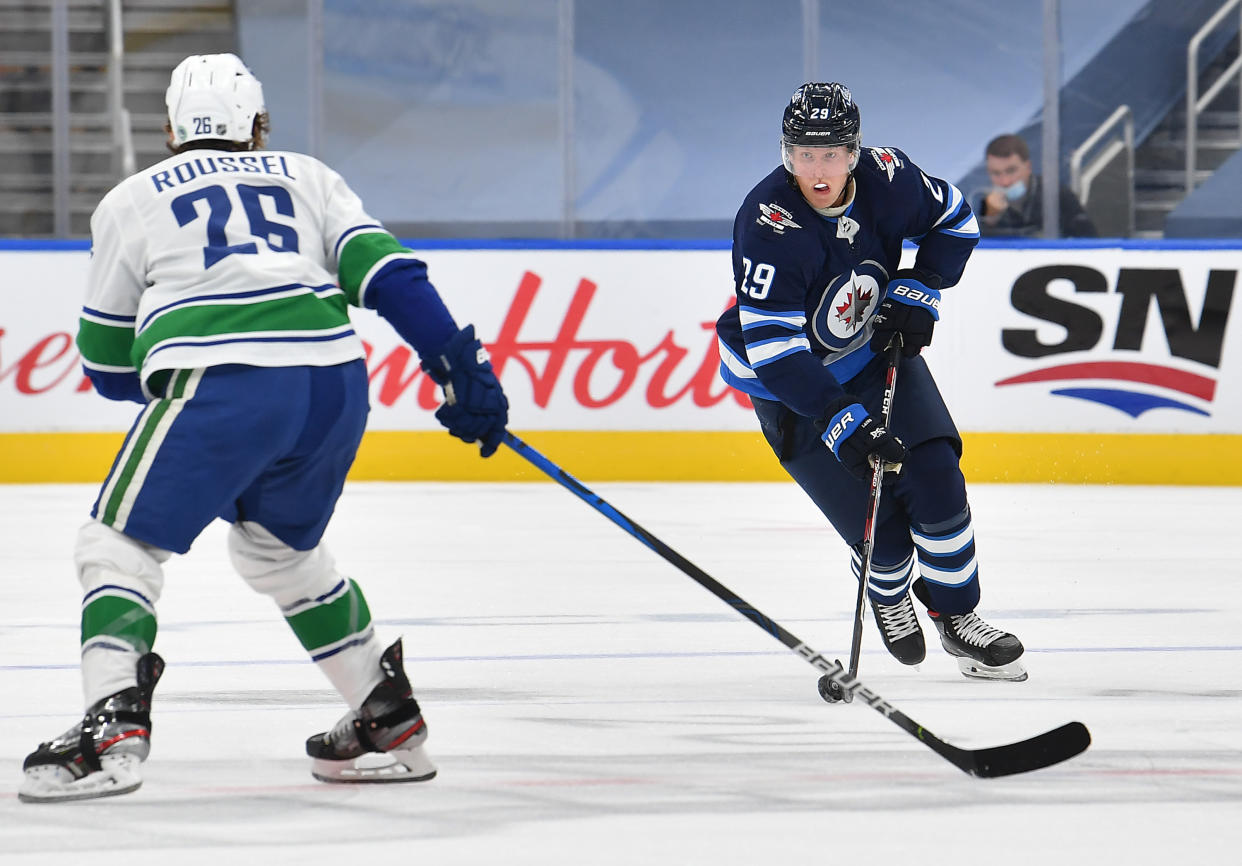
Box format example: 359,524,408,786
815,396,907,481
869,269,942,357
421,324,509,457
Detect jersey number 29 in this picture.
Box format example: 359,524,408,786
740,257,776,300
171,183,300,269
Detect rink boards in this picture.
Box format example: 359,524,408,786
1,240,1239,484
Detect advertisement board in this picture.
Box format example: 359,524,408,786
1,242,1238,483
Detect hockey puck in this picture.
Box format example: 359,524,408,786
817,674,845,704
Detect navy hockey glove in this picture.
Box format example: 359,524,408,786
869,270,941,357
815,396,907,481
421,324,509,457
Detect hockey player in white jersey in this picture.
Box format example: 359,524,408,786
19,54,509,802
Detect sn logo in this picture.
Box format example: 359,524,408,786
1001,265,1234,368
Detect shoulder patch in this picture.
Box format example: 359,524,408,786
868,147,904,181
757,202,802,235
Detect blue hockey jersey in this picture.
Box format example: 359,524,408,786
716,146,979,417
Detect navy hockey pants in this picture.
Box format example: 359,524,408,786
752,353,981,614
91,361,369,555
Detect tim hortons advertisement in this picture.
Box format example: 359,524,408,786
0,246,1238,435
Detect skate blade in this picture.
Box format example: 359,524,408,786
19,753,143,803
311,745,437,784
956,657,1029,682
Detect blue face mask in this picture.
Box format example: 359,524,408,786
1004,180,1027,201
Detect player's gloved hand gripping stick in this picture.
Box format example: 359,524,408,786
421,325,509,457
502,429,1091,777
869,269,941,358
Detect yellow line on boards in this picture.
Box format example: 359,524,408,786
0,431,1238,485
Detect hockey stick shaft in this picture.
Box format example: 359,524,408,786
847,338,903,678
502,431,1090,777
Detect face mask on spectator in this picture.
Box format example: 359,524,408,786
1004,180,1027,201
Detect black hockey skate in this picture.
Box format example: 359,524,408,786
306,638,437,783
20,652,165,803
912,578,1027,680
927,608,1028,680
870,594,926,665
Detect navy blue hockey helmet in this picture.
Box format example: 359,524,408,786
781,82,860,147
781,83,861,173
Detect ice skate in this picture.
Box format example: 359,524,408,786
306,639,437,783
19,652,164,803
870,594,926,665
927,608,1027,681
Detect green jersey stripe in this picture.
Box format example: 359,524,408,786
284,578,373,653
132,291,351,369
78,318,138,369
338,231,414,306
81,596,157,655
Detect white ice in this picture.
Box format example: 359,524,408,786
1,479,1239,864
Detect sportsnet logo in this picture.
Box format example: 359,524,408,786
995,265,1233,418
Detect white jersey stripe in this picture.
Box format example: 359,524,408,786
746,334,811,366
738,307,807,330
718,336,759,379
110,370,204,533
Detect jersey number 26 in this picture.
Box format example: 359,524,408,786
171,183,300,269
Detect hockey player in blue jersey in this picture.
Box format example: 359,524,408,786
716,83,1026,689
19,54,509,802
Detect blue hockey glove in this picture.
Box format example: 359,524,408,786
869,270,941,357
815,396,907,481
420,324,509,457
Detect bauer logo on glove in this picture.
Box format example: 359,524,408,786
889,283,941,312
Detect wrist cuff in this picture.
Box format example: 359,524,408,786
886,278,941,321
821,401,866,455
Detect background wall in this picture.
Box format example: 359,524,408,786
236,0,1160,237
3,240,1238,484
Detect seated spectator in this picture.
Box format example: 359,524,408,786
977,133,1097,238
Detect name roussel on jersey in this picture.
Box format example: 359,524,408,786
150,154,297,194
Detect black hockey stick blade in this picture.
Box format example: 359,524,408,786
952,721,1091,778
813,654,1091,778
503,431,1092,778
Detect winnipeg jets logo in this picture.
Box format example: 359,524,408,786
869,147,904,181
834,273,874,330
811,260,888,350
757,202,802,235
837,215,859,242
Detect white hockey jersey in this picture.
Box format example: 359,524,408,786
78,148,412,396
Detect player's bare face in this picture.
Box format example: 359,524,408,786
788,146,853,208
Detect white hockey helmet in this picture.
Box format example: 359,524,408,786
165,53,265,146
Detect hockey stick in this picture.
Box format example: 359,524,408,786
827,336,904,703
503,431,1090,777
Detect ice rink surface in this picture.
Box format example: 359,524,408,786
1,479,1238,863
